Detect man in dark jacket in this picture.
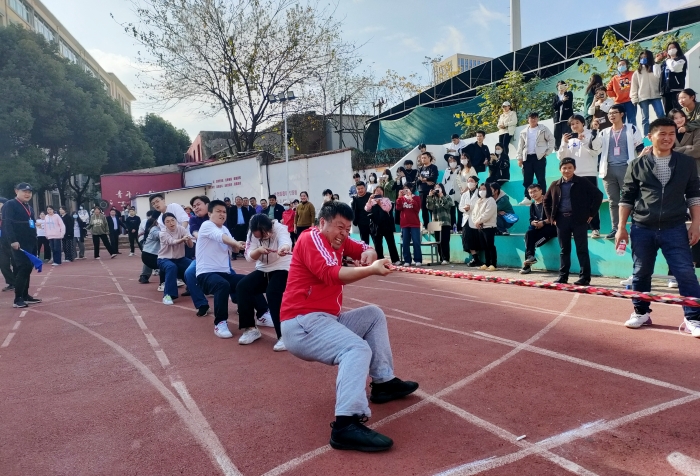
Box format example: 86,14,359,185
417,152,439,227
351,182,372,244
106,208,122,254
1,183,41,308
465,130,490,175
552,81,574,149
544,158,603,285
59,206,75,262
263,194,285,221
123,208,142,255
616,117,700,336
0,197,16,292
520,184,557,274
227,196,250,258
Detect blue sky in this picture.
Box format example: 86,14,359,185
42,0,691,137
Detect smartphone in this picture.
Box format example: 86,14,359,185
570,133,578,139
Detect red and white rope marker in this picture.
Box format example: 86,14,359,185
389,265,700,308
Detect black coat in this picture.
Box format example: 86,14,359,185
553,91,574,124
465,142,490,173
262,204,285,222
660,59,687,94
227,206,250,229
106,214,121,233
351,193,371,227
123,215,142,234
61,213,74,239
544,175,603,225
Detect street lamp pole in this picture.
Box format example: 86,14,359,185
269,91,296,201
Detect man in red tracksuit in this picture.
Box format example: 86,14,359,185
280,201,419,452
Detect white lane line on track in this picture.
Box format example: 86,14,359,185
12,321,21,331
435,394,700,476
262,295,581,476
1,333,15,348
28,308,242,476
667,452,700,475
347,297,433,320
19,311,27,318
377,279,418,287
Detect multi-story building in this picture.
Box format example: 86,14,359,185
433,53,493,85
0,0,135,115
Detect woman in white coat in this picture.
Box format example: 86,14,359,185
497,102,518,150
459,175,482,267
471,183,498,271
631,49,663,135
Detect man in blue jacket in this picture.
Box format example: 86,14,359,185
616,117,700,336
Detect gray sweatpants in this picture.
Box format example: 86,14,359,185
281,305,395,417
603,165,628,231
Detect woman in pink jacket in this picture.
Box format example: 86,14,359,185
44,205,66,266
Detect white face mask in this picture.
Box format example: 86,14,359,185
668,48,678,56
449,162,457,169
460,159,468,165
478,190,487,198
495,150,502,156
467,182,477,190
381,175,388,180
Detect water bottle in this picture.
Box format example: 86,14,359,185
616,239,627,256
453,224,457,234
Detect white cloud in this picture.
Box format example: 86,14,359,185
620,0,651,19
474,3,509,30
360,25,385,33
431,26,469,55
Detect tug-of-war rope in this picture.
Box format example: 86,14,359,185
389,265,700,308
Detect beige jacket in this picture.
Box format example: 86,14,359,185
471,197,497,228
497,110,518,135
630,66,661,104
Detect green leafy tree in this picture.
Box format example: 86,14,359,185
454,71,552,138
138,113,190,166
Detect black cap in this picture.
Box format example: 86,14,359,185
0,197,7,204
15,182,33,191
223,197,231,202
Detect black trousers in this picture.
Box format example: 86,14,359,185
554,121,571,150
37,236,51,260
92,234,114,258
62,236,74,261
12,242,36,302
358,224,371,245
371,227,400,263
498,133,512,149
109,231,120,253
141,252,164,284
236,269,288,339
0,238,15,287
128,231,142,253
198,272,243,325
524,225,558,259
581,176,601,230
556,214,591,280
419,191,430,226
478,227,497,266
522,155,547,199
663,91,681,115
434,225,452,261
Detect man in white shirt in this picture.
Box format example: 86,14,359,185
443,133,468,161
149,193,189,231
516,112,555,205
196,200,266,339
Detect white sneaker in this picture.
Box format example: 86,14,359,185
393,261,402,266
157,284,165,292
176,279,185,287
681,319,700,338
518,198,532,206
668,279,678,288
51,263,60,266
625,312,651,328
162,295,173,305
214,321,233,338
152,270,160,276
129,252,134,256
441,260,449,265
238,327,262,345
414,262,422,267
620,276,633,286
256,310,274,327
273,339,287,352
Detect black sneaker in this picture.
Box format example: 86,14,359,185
138,276,149,284
467,259,483,268
196,305,210,317
182,289,191,297
573,278,591,286
2,285,15,292
370,377,419,404
25,296,42,304
13,300,28,308
329,415,393,452
605,230,617,240
519,266,531,275
524,256,538,265
552,277,568,284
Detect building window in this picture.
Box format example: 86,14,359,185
34,14,55,43
60,39,78,64
9,0,29,22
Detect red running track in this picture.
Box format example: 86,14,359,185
1,256,700,476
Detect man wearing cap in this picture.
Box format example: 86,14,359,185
497,102,518,149
1,183,41,308
0,197,16,292
443,134,468,161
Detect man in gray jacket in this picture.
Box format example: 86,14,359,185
616,117,700,337
516,112,555,205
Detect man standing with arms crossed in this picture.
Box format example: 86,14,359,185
616,117,700,336
280,201,419,452
1,183,41,308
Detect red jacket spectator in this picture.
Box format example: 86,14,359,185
607,71,634,104
395,193,421,228
282,208,295,234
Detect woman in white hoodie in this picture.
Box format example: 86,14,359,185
497,101,518,150
238,214,292,351
631,49,663,135
471,183,498,271
557,114,603,237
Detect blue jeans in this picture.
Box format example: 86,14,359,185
185,260,208,308
157,257,192,299
631,223,700,321
49,238,62,264
638,98,665,135
401,227,422,264
620,101,637,129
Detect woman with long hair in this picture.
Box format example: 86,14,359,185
87,206,116,259
139,211,163,284
584,74,604,117
658,41,687,114
471,183,498,271
631,49,663,135
426,183,453,264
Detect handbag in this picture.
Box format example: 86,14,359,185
502,213,519,224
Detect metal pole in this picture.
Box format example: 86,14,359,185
510,0,521,51
284,102,289,201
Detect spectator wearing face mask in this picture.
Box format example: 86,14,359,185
497,102,518,149
552,81,574,150
490,182,515,236
607,59,636,127
559,114,603,238
441,156,460,230
588,87,615,131
657,41,687,114
365,186,400,265
631,50,664,136
485,144,510,185
472,183,498,271
427,184,453,264
366,173,379,193
459,176,482,267
395,184,422,266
